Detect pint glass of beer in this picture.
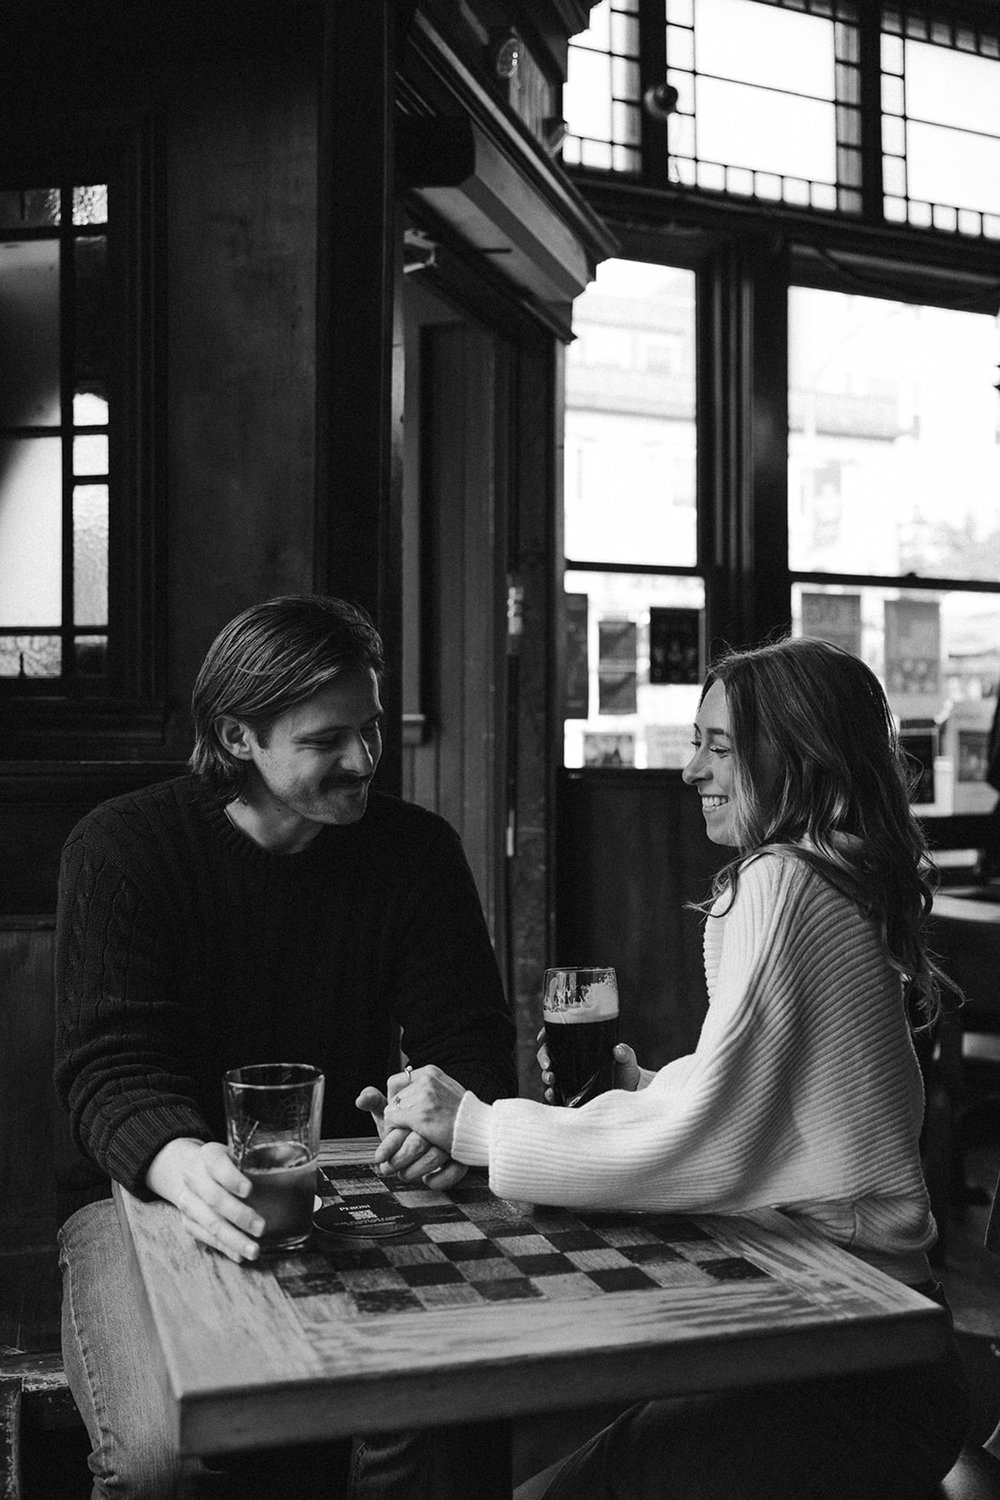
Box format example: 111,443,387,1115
542,967,619,1107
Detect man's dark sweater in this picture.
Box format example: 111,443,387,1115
54,776,516,1211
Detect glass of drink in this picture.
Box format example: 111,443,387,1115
223,1063,324,1253
541,967,619,1107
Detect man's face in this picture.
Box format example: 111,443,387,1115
242,669,383,833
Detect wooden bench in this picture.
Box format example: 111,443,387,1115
1,918,88,1500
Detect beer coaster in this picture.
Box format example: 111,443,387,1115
313,1195,418,1239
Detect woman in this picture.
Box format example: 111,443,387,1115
361,637,970,1498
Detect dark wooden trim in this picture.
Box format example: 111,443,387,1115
574,180,1000,312
402,9,617,274
315,0,402,795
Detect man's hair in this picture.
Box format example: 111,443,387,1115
189,594,384,797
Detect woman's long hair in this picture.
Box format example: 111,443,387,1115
695,636,955,1029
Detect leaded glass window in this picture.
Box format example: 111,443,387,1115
564,0,1000,242
0,183,111,685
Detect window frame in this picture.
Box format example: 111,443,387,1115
0,117,166,757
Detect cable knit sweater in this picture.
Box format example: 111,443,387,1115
453,850,935,1284
55,776,516,1213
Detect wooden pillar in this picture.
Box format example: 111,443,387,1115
315,0,403,793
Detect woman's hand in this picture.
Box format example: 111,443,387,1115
356,1071,469,1191
536,1027,641,1104
145,1137,264,1263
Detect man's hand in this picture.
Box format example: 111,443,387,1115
357,1068,469,1190
145,1137,264,1263
536,1028,641,1104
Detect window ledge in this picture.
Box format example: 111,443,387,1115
0,698,173,760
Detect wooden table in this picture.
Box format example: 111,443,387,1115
114,1138,948,1458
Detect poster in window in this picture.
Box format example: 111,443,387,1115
884,600,940,696
598,619,637,715
899,723,937,804
649,607,702,685
800,592,861,657
564,592,589,719
583,732,635,767
957,730,989,783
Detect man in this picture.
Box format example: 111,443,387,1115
55,593,516,1499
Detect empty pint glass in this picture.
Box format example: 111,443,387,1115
223,1063,324,1252
542,967,619,1108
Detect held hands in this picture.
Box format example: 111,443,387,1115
356,1067,469,1191
356,1067,469,1189
145,1137,264,1264
536,1028,641,1105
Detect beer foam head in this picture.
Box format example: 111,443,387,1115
543,968,619,1023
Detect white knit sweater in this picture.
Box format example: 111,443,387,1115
453,850,935,1284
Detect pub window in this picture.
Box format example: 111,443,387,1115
563,259,702,770
789,286,1000,819
564,0,1000,243
0,183,110,687
0,134,161,754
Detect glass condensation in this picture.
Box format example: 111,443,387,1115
0,437,62,626
0,240,61,427
788,287,1000,583
0,635,62,678
73,484,109,627
565,260,697,568
72,185,108,226
563,573,706,769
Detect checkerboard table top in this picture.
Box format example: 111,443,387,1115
275,1162,773,1321
114,1138,949,1457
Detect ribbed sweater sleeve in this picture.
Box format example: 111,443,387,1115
55,832,212,1195
452,853,933,1264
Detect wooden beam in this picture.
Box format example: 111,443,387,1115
315,0,403,793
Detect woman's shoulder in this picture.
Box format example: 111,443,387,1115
731,844,855,911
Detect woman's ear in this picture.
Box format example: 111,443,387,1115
215,716,255,761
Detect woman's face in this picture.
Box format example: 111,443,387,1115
682,679,738,847
683,678,783,848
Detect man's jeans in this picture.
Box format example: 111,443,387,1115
60,1199,511,1500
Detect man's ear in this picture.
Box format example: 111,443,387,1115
215,715,255,760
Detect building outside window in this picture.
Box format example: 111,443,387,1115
561,1,1000,827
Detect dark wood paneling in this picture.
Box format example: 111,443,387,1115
0,763,183,915
417,319,507,935
556,770,727,1069
316,0,403,795
0,922,57,1254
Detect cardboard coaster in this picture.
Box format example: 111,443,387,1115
313,1194,418,1240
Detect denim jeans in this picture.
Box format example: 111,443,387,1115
518,1283,970,1500
60,1200,511,1500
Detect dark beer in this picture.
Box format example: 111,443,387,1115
545,1016,619,1106
542,967,619,1108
